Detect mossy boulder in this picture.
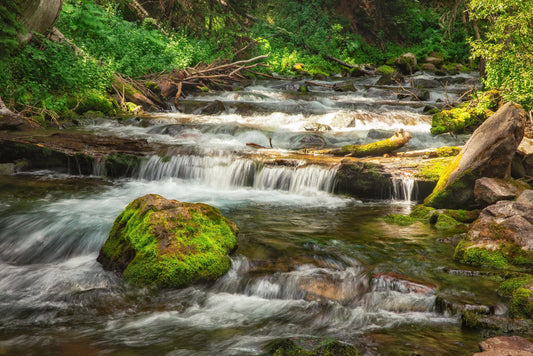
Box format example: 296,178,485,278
453,190,533,270
333,162,392,199
395,53,417,74
267,338,359,356
97,194,238,288
430,90,501,135
384,204,476,232
498,276,533,318
425,102,526,209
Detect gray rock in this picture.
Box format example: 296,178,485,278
467,189,533,251
425,102,526,209
412,78,440,88
194,100,226,115
474,177,518,206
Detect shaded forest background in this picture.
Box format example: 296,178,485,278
0,0,531,125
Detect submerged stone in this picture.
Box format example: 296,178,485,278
97,194,238,288
266,338,359,356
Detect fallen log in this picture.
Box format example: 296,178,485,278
246,142,268,149
314,129,412,157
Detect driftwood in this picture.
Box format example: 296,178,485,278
246,138,273,149
325,55,375,76
143,52,269,108
314,129,412,157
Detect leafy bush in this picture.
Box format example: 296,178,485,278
57,0,222,78
469,0,533,109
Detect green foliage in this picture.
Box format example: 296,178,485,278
469,0,533,109
57,0,222,78
0,0,23,57
0,33,113,123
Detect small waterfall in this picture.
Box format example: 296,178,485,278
254,165,337,194
92,156,107,176
391,175,417,202
137,155,338,194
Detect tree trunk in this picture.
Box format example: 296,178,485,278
18,0,63,42
314,129,412,157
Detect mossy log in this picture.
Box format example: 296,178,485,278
315,129,412,157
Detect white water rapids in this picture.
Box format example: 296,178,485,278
0,74,486,355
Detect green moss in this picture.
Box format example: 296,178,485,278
72,91,117,115
267,339,359,356
377,65,394,75
461,310,481,329
409,205,434,220
415,157,454,182
510,287,533,318
434,213,462,230
430,90,501,135
384,214,417,226
460,245,510,270
498,276,533,297
436,146,461,157
100,195,238,288
443,209,479,223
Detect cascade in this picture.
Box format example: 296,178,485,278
391,173,417,202
137,155,338,194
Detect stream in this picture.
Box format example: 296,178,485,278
0,73,504,355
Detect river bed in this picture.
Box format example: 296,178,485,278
1,73,505,355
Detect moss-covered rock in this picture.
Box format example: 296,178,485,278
497,276,533,318
425,102,525,209
97,194,238,288
430,90,501,135
333,162,392,199
385,205,475,232
267,338,359,356
414,157,454,183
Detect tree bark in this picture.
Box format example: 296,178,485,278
314,129,412,157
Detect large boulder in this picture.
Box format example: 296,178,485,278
425,102,526,209
454,189,533,269
97,194,238,288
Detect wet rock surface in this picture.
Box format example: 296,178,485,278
370,272,435,295
474,336,533,356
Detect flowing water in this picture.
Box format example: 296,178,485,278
0,73,504,355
